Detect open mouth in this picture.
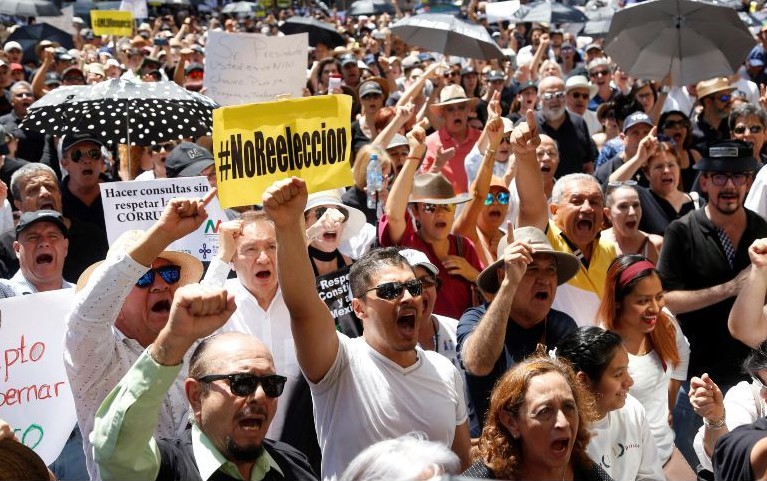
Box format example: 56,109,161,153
255,269,271,279
396,312,416,337
322,232,338,241
151,299,171,313
575,219,593,233
533,290,550,301
36,253,53,265
540,165,551,173
238,417,264,431
625,220,637,229
719,192,739,201
643,314,657,327
434,221,448,229
82,168,95,176
39,201,55,210
551,438,570,455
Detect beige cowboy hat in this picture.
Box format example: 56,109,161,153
429,84,479,115
476,226,580,294
76,230,203,292
409,173,472,205
696,77,735,100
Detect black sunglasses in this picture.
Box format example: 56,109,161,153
69,148,102,163
197,373,287,398
136,265,181,288
364,279,423,300
150,141,178,153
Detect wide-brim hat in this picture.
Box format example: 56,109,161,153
565,75,598,99
0,438,49,480
429,84,478,114
696,77,736,100
693,140,760,172
76,230,203,292
304,189,367,243
409,173,472,205
477,226,580,294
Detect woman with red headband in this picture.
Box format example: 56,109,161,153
598,255,694,480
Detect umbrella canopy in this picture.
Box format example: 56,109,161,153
21,79,219,146
0,0,61,16
349,0,395,15
604,0,755,86
279,16,345,48
221,0,258,14
581,0,615,36
7,22,74,63
390,13,505,61
513,1,588,24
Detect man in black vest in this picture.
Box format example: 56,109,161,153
91,283,318,481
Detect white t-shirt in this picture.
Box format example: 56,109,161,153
626,313,690,464
587,395,665,481
418,314,459,369
310,334,468,481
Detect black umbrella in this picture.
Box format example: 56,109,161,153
390,13,505,60
21,79,220,146
7,22,74,64
349,0,395,16
513,0,589,24
279,16,345,48
0,0,61,17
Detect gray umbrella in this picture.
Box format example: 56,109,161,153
605,0,755,86
581,0,615,36
221,1,259,14
349,0,395,16
21,79,219,146
513,1,589,24
390,13,505,61
0,0,61,17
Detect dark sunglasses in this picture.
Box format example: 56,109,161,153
569,92,590,100
662,119,689,130
197,373,287,398
708,172,751,187
422,203,456,213
69,148,102,163
484,191,510,205
590,69,610,77
135,265,181,288
364,279,423,300
715,94,731,103
310,205,349,222
419,275,440,289
733,125,765,135
150,141,177,153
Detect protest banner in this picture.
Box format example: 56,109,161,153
203,31,308,106
100,177,227,261
91,10,134,36
119,0,148,19
0,290,76,465
213,95,354,208
485,0,520,23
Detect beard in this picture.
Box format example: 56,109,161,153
225,435,264,462
542,105,565,122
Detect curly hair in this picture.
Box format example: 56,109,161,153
477,352,597,479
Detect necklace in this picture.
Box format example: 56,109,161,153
308,245,337,262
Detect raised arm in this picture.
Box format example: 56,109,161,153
383,123,427,245
512,110,548,231
729,239,767,348
263,178,339,383
608,127,657,183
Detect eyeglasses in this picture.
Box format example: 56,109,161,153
662,119,689,130
310,205,349,222
13,92,33,98
69,148,102,163
541,91,566,102
590,69,610,77
484,191,510,205
715,94,731,103
733,125,765,135
569,92,590,100
364,279,423,300
607,180,638,191
135,265,181,288
707,172,751,187
418,275,439,289
150,141,178,153
421,203,456,213
197,373,287,398
445,71,461,77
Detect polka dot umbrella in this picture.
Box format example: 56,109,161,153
20,78,219,146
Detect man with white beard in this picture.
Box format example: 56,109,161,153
533,76,598,177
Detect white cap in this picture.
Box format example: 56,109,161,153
105,58,121,69
3,41,22,53
399,249,439,276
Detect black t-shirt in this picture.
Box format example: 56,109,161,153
637,187,696,236
534,110,598,177
0,111,45,163
713,417,767,481
594,153,649,192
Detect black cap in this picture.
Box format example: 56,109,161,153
62,131,104,152
184,63,204,75
339,53,357,66
165,142,214,178
16,210,68,239
694,140,760,172
486,70,505,82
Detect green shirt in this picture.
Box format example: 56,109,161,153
92,349,283,481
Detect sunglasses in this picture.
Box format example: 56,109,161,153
187,70,204,80
733,125,765,135
14,92,34,98
715,94,731,103
310,205,349,222
150,141,178,153
421,203,456,213
541,91,566,101
707,172,751,187
590,69,610,77
364,279,423,300
69,148,102,163
662,119,689,130
197,373,287,398
607,179,638,191
569,92,590,100
484,191,510,205
135,265,181,288
418,275,439,289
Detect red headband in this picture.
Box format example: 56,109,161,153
618,260,656,288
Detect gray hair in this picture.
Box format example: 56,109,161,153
10,163,58,202
729,103,767,130
339,433,460,481
586,57,610,73
10,81,32,94
551,173,602,205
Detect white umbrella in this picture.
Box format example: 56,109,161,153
0,0,61,16
604,0,755,86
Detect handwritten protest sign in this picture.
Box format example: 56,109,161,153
100,177,227,262
203,31,308,106
0,290,76,465
91,10,134,36
213,95,354,208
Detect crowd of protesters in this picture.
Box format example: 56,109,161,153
7,1,767,480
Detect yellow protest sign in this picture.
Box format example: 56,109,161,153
213,95,354,208
91,10,134,37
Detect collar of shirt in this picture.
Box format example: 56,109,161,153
8,270,74,294
191,423,283,481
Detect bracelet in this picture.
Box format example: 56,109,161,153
485,149,497,156
703,414,727,430
406,156,421,162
